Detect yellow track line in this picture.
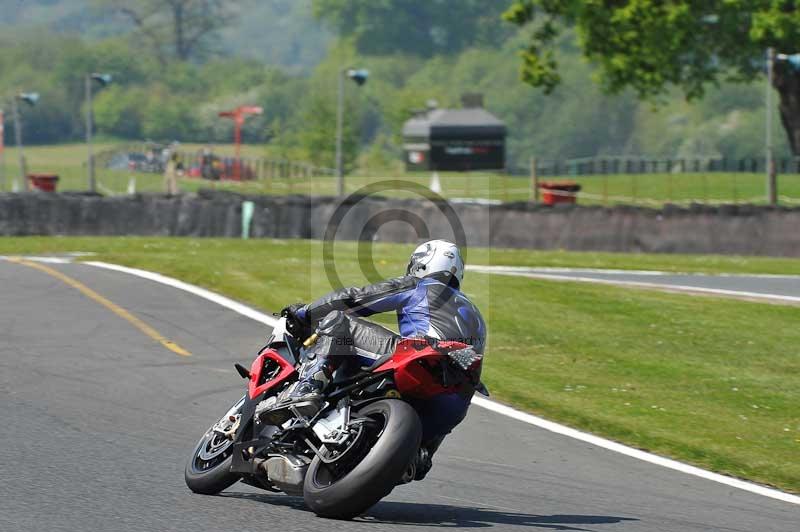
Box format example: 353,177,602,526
8,258,191,357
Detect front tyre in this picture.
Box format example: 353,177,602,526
303,399,422,519
184,396,245,495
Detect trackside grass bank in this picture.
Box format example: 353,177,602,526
4,143,800,205
1,237,798,493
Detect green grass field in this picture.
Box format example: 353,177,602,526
3,143,800,205
1,236,798,492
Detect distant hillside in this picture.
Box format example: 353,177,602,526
0,0,330,70
0,0,787,167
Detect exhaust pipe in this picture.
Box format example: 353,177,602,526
259,455,309,496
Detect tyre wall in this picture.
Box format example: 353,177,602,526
1,191,799,257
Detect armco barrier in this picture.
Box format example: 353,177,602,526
1,191,800,257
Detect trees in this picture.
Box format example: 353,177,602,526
311,0,510,57
99,0,238,64
503,1,800,154
296,90,361,171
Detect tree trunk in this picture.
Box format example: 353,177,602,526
773,64,800,155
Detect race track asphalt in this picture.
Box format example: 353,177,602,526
0,259,797,532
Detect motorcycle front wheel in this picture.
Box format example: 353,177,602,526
184,396,245,495
303,399,422,519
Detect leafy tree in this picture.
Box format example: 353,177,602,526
140,88,200,140
312,0,511,57
296,89,360,172
503,1,800,154
93,85,149,139
98,0,239,64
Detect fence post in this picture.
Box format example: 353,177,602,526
667,170,673,203
530,157,539,203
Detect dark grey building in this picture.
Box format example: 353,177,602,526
402,97,506,172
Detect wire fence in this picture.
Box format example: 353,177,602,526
506,155,800,206
529,155,800,177
94,144,335,181
7,144,800,206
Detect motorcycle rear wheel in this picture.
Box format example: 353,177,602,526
184,396,244,495
303,399,422,519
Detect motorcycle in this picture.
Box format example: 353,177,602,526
184,310,483,519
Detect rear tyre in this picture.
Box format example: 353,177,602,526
303,399,422,519
184,397,244,495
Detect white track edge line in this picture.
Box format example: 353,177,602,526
85,261,278,327
85,260,800,506
475,270,800,303
469,265,800,280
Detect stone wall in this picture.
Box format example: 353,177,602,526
1,191,799,256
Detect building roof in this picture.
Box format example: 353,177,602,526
402,107,506,139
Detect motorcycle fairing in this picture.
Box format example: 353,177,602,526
375,338,469,399
248,348,297,400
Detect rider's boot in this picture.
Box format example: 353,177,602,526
256,352,333,421
285,350,333,402
398,435,445,484
267,311,351,414
414,436,445,481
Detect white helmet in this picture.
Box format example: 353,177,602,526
406,240,464,285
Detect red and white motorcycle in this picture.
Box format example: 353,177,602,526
184,310,483,519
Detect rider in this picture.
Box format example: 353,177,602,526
279,239,486,480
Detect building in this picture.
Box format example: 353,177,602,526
402,95,506,172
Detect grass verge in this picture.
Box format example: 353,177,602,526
0,236,798,492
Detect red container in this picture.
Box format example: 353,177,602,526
539,181,581,205
27,173,59,192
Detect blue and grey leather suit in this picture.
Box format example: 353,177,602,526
295,271,486,443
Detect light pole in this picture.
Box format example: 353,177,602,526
335,67,369,196
0,109,5,192
86,73,112,193
766,49,800,205
10,92,39,191
766,47,777,206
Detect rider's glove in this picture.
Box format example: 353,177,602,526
281,303,308,323
281,303,312,339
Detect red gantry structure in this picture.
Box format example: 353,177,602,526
218,105,263,180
